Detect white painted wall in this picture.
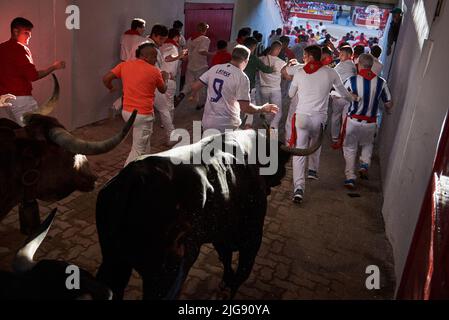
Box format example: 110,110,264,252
0,0,73,128
0,0,282,129
379,0,449,293
71,0,186,128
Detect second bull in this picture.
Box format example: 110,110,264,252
96,127,323,300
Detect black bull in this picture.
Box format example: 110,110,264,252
96,128,323,299
0,210,112,300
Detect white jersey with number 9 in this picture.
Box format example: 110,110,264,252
199,63,251,132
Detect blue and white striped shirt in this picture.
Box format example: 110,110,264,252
344,75,392,118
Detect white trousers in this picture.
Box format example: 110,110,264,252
259,87,282,129
6,96,38,127
155,79,176,141
343,118,377,180
182,67,208,106
330,96,351,142
122,111,154,167
292,113,327,192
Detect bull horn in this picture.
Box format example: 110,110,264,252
239,115,248,129
260,114,270,131
36,74,60,116
12,209,57,273
280,125,324,156
48,110,137,155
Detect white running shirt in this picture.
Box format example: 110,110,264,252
187,35,211,72
120,34,148,61
259,55,286,90
331,60,357,97
200,63,251,131
290,66,352,116
159,43,180,78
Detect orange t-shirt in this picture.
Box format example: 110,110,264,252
111,59,165,115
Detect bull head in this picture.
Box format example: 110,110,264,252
5,209,112,300
0,74,137,233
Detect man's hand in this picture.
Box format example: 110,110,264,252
0,94,16,107
261,103,279,114
52,60,66,70
180,49,189,60
288,59,299,66
351,93,361,102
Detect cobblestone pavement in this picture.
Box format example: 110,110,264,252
0,100,395,300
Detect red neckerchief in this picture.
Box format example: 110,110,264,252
236,38,244,45
304,61,323,74
191,33,202,40
165,38,179,48
124,29,140,35
288,114,298,148
322,56,333,66
359,68,376,80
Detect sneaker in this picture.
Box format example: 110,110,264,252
308,170,319,180
344,179,356,190
359,163,369,180
174,93,185,108
293,189,304,204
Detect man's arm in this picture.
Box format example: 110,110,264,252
281,60,300,81
256,56,274,74
239,101,279,115
103,72,118,92
157,71,169,94
190,80,206,99
165,49,188,63
199,50,215,57
289,73,300,98
198,38,215,57
37,61,66,80
333,72,358,102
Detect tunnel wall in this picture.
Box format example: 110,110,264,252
379,0,449,294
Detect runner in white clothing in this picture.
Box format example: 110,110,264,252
190,45,278,133
281,60,304,145
370,45,384,76
120,18,147,62
176,22,215,109
341,54,393,189
154,28,188,146
330,45,357,146
288,45,358,204
259,41,287,129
